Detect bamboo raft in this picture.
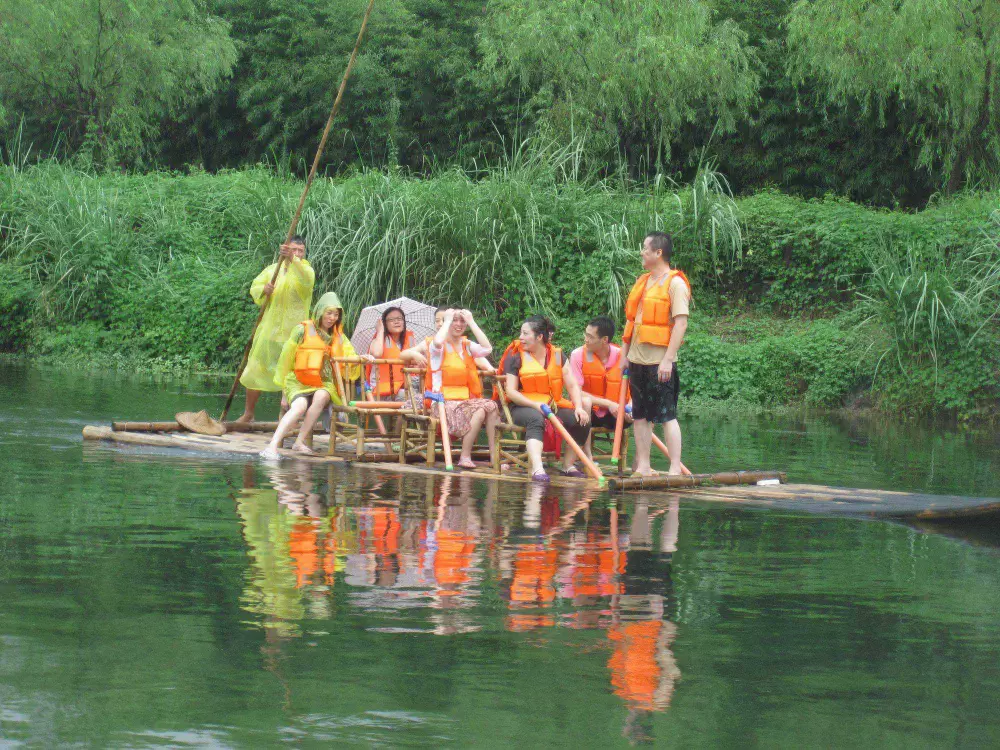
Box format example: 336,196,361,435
81,423,1000,521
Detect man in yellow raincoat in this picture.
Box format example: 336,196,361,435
236,236,315,423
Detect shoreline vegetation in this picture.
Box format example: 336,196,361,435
1,154,998,422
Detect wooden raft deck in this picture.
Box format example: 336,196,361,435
81,425,1000,521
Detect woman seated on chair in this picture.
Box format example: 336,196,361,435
498,315,591,482
367,306,415,401
401,308,500,469
260,292,367,458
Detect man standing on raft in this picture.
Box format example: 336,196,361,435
621,232,691,476
236,236,315,423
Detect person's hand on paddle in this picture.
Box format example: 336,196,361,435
262,281,275,296
658,355,675,382
278,243,296,260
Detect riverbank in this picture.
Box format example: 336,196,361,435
1,162,997,420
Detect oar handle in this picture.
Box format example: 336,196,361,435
426,392,453,470
540,404,604,484
611,368,629,460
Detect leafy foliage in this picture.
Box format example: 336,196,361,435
787,0,1000,193
0,0,238,166
477,0,760,173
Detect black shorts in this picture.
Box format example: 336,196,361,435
628,363,679,423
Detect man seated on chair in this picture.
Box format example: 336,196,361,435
570,316,631,460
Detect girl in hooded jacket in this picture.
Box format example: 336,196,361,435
261,292,369,458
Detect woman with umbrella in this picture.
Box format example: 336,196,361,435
402,308,501,470
260,292,371,459
367,306,416,401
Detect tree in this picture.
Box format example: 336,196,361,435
477,0,760,175
787,0,1000,193
0,0,237,166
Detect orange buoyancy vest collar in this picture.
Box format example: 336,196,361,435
293,320,330,387
580,347,625,401
425,337,483,401
372,331,414,396
622,269,692,347
498,339,572,409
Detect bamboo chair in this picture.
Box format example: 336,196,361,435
590,423,629,476
327,357,410,460
399,368,502,470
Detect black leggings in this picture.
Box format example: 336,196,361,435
510,405,590,444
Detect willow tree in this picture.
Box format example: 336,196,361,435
477,0,760,175
0,0,237,165
787,0,1000,194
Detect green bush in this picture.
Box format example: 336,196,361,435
1,160,997,418
0,262,37,351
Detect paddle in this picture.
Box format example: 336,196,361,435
611,368,629,460
424,391,454,471
539,404,605,485
218,0,378,422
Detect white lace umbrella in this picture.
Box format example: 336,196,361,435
350,297,438,363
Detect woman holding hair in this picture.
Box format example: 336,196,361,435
402,308,500,469
367,306,415,400
260,292,369,459
499,315,591,482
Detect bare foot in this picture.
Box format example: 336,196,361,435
291,442,317,456
233,413,253,425
259,447,281,461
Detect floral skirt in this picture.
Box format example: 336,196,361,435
441,398,498,438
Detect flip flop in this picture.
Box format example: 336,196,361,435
531,470,551,483
560,466,586,478
457,459,479,470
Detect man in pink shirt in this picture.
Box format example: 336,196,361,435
570,316,631,459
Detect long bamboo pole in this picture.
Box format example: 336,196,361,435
219,0,379,421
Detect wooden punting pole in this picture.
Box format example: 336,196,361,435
608,470,786,492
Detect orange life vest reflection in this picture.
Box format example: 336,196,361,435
607,619,680,711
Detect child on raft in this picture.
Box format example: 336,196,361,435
260,292,371,459
401,307,500,470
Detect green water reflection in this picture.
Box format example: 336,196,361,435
1,363,999,747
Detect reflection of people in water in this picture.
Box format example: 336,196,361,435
608,498,682,745
427,475,482,635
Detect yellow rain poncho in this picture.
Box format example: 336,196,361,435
240,256,315,392
273,292,362,404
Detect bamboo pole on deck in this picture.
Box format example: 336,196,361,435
608,470,786,492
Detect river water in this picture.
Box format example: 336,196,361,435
1,363,999,747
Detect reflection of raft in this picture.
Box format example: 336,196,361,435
81,424,1000,520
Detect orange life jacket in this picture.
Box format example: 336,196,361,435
370,331,414,397
580,347,626,402
424,337,483,403
293,320,330,387
497,340,572,409
622,270,692,348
